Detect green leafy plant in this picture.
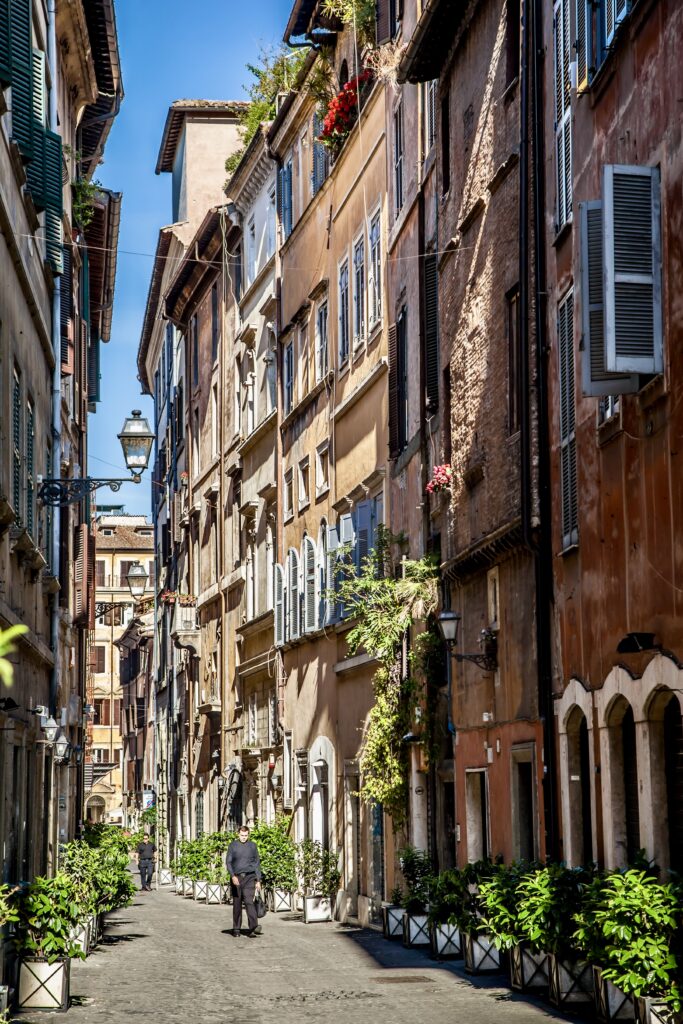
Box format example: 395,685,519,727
398,845,433,913
0,624,28,687
320,0,376,44
574,870,682,1012
15,874,85,963
428,868,467,927
71,176,103,230
250,818,297,892
226,46,310,177
333,527,439,827
296,839,341,900
389,885,403,906
516,864,594,960
479,862,533,950
0,883,19,927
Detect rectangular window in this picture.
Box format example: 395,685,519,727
284,340,294,414
424,254,439,411
26,396,35,537
268,690,277,747
298,456,310,510
312,112,329,195
465,769,490,861
95,559,106,588
12,367,22,519
211,382,219,456
397,306,408,451
192,315,199,387
368,213,382,328
284,468,294,520
554,0,572,230
280,158,293,239
283,731,293,808
267,183,276,258
558,289,578,549
441,91,451,195
247,215,256,284
511,746,537,862
353,236,366,344
316,440,330,495
338,260,350,365
234,356,242,436
316,300,329,380
94,646,106,674
193,407,200,474
505,0,521,88
393,104,404,215
300,325,309,398
507,287,521,434
211,283,219,363
246,529,256,620
247,691,257,745
424,79,438,153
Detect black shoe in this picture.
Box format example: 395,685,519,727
232,930,241,938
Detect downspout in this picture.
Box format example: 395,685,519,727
47,0,61,867
519,0,558,860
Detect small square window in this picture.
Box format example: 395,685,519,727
316,441,330,496
298,457,310,511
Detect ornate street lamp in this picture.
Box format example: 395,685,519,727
42,715,59,743
38,410,154,506
126,561,149,599
53,729,70,761
437,608,497,672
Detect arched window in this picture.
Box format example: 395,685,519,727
606,697,640,867
566,707,593,866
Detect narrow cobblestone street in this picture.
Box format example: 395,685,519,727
13,878,572,1024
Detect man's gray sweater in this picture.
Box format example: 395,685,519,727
226,839,261,880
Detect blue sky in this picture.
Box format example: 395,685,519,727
88,0,293,516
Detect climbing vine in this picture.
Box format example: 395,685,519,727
320,0,376,45
334,528,440,828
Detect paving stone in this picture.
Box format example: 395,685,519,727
12,882,573,1024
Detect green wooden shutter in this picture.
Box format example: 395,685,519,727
0,1,11,84
60,242,74,369
25,48,47,208
603,164,662,375
388,322,399,458
44,129,64,274
424,253,439,411
9,0,33,159
88,335,100,406
579,201,637,397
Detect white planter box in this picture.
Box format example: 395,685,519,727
548,954,594,1007
206,883,223,904
159,868,174,886
69,923,89,957
175,876,185,894
303,895,333,923
511,944,548,991
182,877,194,897
193,880,209,901
594,967,635,1021
403,912,430,947
382,904,405,939
430,922,462,959
464,932,502,974
18,957,70,1012
273,888,293,913
635,996,678,1024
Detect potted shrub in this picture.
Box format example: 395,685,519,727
382,886,405,940
480,862,547,992
517,864,595,1009
296,839,340,923
398,846,433,948
456,860,503,974
428,869,465,959
575,869,681,1024
250,818,297,913
15,874,85,1012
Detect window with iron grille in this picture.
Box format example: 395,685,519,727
26,396,35,537
338,260,350,365
353,236,365,344
558,290,578,549
12,367,22,519
554,0,572,230
393,103,404,215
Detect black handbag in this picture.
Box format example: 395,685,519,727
254,893,268,919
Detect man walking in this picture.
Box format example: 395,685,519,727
226,825,262,937
136,832,156,892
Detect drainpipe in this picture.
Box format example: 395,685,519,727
519,0,558,860
46,0,60,869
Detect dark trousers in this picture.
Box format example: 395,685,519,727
139,859,153,889
232,874,258,932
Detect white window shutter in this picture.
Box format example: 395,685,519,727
274,563,284,646
603,164,662,376
354,501,372,574
289,550,300,640
325,524,338,625
575,0,591,92
303,535,317,633
558,292,578,549
338,512,355,618
579,201,638,397
554,0,572,229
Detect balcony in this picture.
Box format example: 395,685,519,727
197,687,221,715
170,599,200,657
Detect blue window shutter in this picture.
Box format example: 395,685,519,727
9,0,33,160
303,535,317,633
274,563,285,646
338,512,355,617
355,501,371,574
325,524,338,625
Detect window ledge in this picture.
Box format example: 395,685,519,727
560,542,579,559
552,218,572,249
237,410,277,455
315,485,330,502
280,371,333,431
367,320,382,348
298,499,310,514
283,511,294,525
597,415,623,447
638,373,667,411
